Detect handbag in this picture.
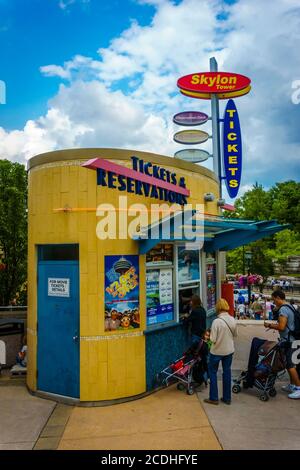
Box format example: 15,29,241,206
219,316,235,337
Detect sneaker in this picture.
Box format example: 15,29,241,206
288,388,300,399
203,398,219,405
221,398,231,405
281,384,297,393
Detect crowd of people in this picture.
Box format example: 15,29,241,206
181,289,300,404
269,278,293,292
235,292,299,321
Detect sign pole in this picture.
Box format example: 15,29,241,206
209,57,222,197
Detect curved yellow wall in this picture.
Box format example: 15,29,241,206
27,148,219,401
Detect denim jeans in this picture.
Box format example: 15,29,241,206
208,352,233,402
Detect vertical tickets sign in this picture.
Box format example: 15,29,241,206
223,99,242,198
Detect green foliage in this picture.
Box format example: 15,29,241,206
266,230,300,267
225,181,300,276
226,246,244,274
234,183,272,221
269,181,300,232
0,159,27,305
250,240,274,279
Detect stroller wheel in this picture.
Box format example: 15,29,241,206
154,373,163,387
177,383,185,391
259,393,269,402
186,387,195,395
268,388,277,398
232,384,241,394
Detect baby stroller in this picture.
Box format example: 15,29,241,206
156,339,208,395
232,337,287,401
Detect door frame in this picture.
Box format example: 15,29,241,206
37,251,80,399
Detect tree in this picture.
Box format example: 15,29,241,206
0,160,27,305
224,181,300,277
226,246,245,275
226,183,272,221
269,181,300,232
266,230,300,268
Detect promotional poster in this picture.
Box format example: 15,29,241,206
105,255,140,331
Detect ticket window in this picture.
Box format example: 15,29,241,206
176,246,201,320
178,284,200,318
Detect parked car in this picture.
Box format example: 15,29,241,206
234,289,249,303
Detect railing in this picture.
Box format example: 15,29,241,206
0,306,28,312
0,307,27,321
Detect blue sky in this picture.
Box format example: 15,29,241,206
0,0,156,129
0,0,299,200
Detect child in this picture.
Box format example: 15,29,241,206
203,328,212,350
237,302,247,320
202,329,211,386
16,335,27,367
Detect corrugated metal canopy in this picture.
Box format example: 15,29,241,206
136,210,290,254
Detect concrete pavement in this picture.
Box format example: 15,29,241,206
1,322,299,450
201,322,300,450
57,386,221,450
0,383,56,450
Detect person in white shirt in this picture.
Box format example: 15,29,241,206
204,299,237,406
265,297,274,320
237,303,246,319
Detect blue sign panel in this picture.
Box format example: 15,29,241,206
223,99,242,198
146,269,174,326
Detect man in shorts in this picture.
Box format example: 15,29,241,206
264,289,300,399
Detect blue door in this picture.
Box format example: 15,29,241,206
37,260,79,398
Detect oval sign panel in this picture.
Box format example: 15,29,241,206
179,85,251,100
174,149,210,163
223,99,242,199
177,72,251,95
173,111,209,126
173,129,209,144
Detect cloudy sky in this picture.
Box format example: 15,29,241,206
0,0,299,200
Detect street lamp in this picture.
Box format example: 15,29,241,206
245,251,252,304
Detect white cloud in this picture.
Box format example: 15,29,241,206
58,0,90,10
59,0,75,9
1,0,300,200
40,55,102,80
40,65,71,79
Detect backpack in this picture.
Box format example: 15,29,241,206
278,304,300,340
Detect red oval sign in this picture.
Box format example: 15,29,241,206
177,72,251,94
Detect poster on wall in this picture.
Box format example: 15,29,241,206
146,269,173,326
206,263,216,311
177,247,200,283
105,255,140,331
146,244,173,266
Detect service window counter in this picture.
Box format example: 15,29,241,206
177,246,201,319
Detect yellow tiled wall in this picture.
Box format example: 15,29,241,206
27,150,218,401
